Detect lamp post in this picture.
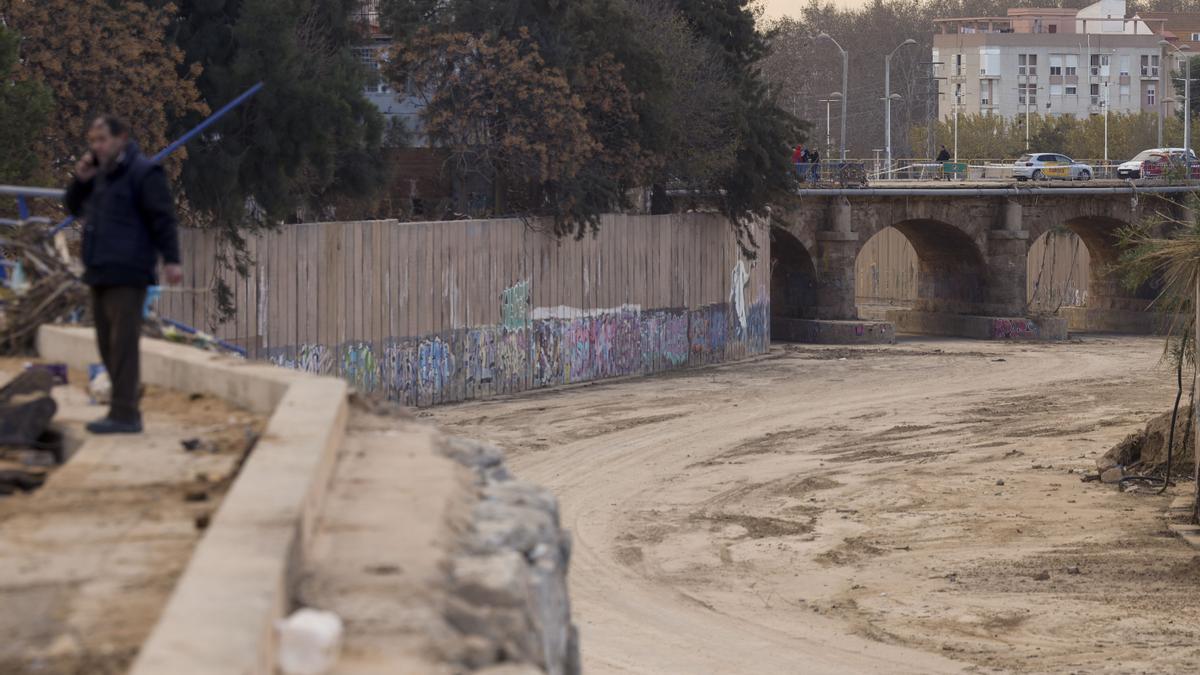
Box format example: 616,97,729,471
816,33,849,161
1158,40,1168,147
953,89,961,163
1104,80,1110,166
885,38,918,174
819,92,843,161
1161,40,1192,151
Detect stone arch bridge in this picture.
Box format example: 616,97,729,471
770,186,1196,342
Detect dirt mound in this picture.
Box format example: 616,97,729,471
1099,404,1194,474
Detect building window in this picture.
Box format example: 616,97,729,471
353,45,390,94
1019,53,1038,76
1048,24,1057,34
1141,54,1159,77
1120,56,1130,76
1066,85,1077,95
1065,54,1078,76
1192,33,1200,41
1050,55,1063,76
1018,83,1037,106
1090,83,1101,105
1147,84,1156,106
954,53,963,76
1120,83,1130,98
1090,54,1109,77
1050,83,1063,96
978,47,999,76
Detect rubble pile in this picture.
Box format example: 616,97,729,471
1097,405,1195,480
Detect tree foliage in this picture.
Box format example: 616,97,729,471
3,0,205,179
0,25,53,185
910,112,1190,161
161,0,387,235
382,0,803,243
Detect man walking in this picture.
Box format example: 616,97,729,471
65,116,183,434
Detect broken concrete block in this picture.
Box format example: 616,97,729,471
453,551,529,608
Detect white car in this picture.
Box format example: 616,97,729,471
1117,148,1197,179
1013,153,1093,181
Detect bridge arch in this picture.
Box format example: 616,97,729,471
770,227,817,320
1026,229,1089,312
856,218,988,315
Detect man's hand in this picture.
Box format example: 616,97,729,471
163,264,184,286
74,153,98,183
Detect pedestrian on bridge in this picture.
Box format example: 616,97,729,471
793,144,810,183
808,150,821,183
64,115,184,435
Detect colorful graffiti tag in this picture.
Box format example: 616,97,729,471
267,270,769,406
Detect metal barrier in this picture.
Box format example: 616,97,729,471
796,162,869,187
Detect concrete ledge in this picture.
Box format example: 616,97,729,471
37,325,348,675
1060,306,1170,335
36,325,299,415
886,311,1068,341
772,318,896,344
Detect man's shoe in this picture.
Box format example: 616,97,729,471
85,417,143,435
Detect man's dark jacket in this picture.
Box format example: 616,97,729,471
64,143,181,287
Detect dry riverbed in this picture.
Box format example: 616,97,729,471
429,335,1200,674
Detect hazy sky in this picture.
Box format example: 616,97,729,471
759,0,870,19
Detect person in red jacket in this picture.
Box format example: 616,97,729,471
792,144,809,183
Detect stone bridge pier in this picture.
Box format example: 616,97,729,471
771,189,1191,343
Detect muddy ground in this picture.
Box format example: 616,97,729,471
428,335,1200,674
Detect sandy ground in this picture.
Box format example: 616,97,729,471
428,335,1200,674
0,362,265,674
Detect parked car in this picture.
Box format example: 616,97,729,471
1116,148,1198,179
1013,153,1093,181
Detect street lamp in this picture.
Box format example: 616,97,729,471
818,92,843,161
816,33,849,161
885,38,918,175
1103,81,1110,166
1160,39,1192,151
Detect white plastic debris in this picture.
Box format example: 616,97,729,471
88,370,112,405
276,608,343,675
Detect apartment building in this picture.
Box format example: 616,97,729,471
352,0,425,141
1138,11,1200,52
932,0,1177,121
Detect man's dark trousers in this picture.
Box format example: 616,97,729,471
92,286,146,424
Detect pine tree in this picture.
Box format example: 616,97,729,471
163,0,387,236
674,0,805,250
0,25,53,185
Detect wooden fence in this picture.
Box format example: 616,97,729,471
159,214,770,405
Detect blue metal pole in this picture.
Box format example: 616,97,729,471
16,195,28,221
48,82,264,237
150,82,264,164
159,316,248,357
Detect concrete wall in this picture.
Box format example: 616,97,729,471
160,214,770,406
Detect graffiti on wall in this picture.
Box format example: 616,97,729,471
501,280,530,332
268,344,330,374
267,257,768,405
730,260,750,339
990,318,1038,340
342,343,381,393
